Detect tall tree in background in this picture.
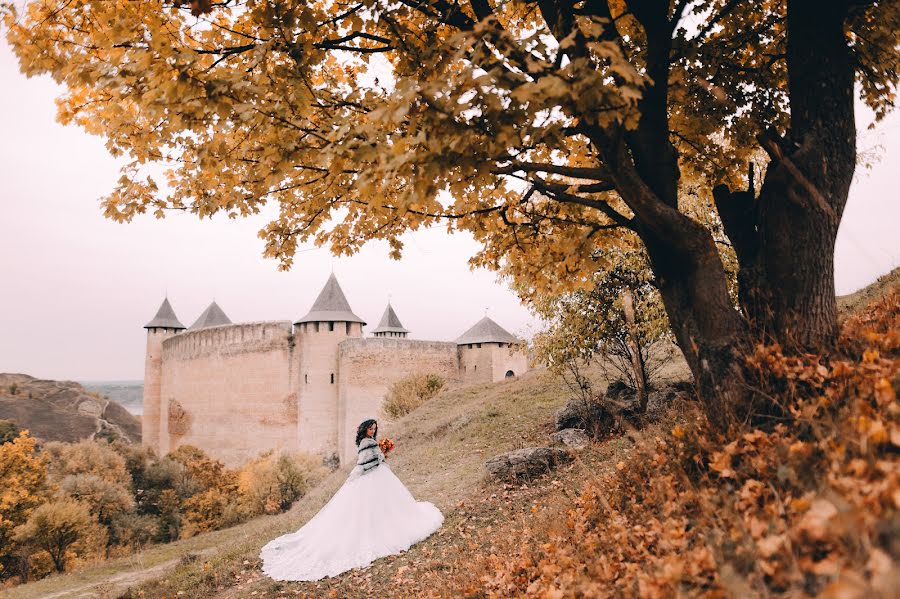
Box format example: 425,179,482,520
4,0,897,428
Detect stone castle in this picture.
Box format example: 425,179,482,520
142,274,529,466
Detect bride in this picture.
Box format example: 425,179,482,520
260,419,444,581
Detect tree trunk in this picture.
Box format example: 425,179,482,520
715,0,855,349
642,220,752,430
592,0,857,429
757,0,855,348
621,288,649,411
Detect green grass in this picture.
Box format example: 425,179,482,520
2,368,583,599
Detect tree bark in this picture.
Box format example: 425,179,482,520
590,0,858,429
757,0,855,348
641,218,751,430
715,0,856,349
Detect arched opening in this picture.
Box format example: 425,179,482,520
505,370,515,378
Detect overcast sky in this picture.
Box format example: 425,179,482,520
1,39,897,381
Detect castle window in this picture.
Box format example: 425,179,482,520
314,322,320,333
304,374,308,384
330,373,335,384
474,365,477,372
328,321,334,331
476,343,482,348
468,344,473,349
505,370,515,378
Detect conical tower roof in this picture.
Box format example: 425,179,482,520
371,302,410,334
144,298,186,330
295,273,366,325
189,301,232,330
455,316,520,345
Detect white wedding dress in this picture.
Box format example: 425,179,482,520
260,461,443,581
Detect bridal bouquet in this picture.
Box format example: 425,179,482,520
379,438,395,455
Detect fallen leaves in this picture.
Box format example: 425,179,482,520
469,287,900,598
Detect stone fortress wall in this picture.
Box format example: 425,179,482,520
142,276,531,467
156,322,298,466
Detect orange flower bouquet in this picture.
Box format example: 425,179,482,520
378,438,395,456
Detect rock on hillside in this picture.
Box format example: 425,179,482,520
0,373,141,444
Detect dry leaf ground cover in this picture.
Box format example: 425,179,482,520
458,286,900,598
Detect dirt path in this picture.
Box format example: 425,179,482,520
34,548,218,599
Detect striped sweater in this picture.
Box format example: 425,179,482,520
356,437,385,472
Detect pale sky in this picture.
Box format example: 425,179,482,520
1,39,897,381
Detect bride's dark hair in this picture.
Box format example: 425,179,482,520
355,419,378,446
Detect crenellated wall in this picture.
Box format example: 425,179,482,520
143,317,530,467
336,338,460,462
157,321,297,466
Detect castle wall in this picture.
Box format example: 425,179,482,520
490,344,529,381
295,321,363,459
158,321,296,467
336,338,459,462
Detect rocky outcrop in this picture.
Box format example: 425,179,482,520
555,379,694,436
485,447,572,480
550,428,590,450
0,373,141,444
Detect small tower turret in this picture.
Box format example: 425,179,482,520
371,302,410,338
294,274,365,460
143,298,186,453
455,316,526,383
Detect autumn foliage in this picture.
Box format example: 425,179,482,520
4,0,897,425
0,435,322,586
467,287,899,597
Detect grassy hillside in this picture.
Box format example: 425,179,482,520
837,266,900,317
0,367,599,598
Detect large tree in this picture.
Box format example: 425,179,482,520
5,0,897,428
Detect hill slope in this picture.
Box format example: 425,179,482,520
0,374,141,444
1,355,689,599
837,266,900,317
0,369,589,598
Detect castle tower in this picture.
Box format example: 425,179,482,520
455,316,526,383
143,298,186,453
294,274,365,459
371,302,410,338
189,301,232,329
